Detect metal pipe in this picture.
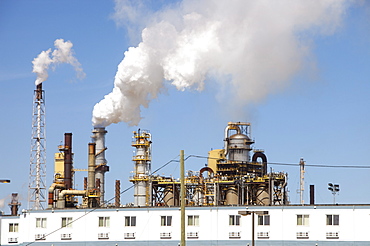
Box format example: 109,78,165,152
88,143,96,191
47,183,65,208
252,212,255,246
57,190,86,209
115,180,120,207
64,133,73,190
310,185,315,205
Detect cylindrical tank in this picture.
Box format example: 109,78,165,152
256,184,270,205
193,188,204,205
226,186,238,205
227,133,253,162
134,181,147,206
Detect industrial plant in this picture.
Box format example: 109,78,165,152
1,85,370,246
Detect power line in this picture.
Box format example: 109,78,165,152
185,154,370,169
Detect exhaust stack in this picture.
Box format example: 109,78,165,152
63,133,73,190
91,127,109,205
9,193,21,216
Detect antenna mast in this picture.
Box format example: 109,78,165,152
28,83,46,210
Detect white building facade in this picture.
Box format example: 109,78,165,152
1,205,369,245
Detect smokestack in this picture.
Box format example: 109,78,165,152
88,143,96,191
36,83,43,100
310,185,315,205
9,193,21,216
115,180,120,208
91,127,109,205
64,133,73,190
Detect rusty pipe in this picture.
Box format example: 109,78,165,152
64,133,73,190
88,143,96,191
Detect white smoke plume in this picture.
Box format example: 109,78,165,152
32,39,85,85
92,0,351,127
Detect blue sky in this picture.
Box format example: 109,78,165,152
0,0,370,211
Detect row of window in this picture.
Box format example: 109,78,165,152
297,214,339,226
8,214,340,232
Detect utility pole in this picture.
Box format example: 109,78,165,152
180,150,185,246
28,83,46,210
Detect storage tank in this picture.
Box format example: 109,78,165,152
163,186,175,206
226,186,238,205
256,184,270,205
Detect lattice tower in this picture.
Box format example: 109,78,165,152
28,84,46,210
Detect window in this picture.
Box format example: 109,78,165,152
61,217,73,228
297,215,309,226
187,215,199,226
161,216,172,226
229,215,241,226
9,223,19,232
98,217,110,227
36,218,47,228
125,216,136,227
258,215,270,226
326,214,339,225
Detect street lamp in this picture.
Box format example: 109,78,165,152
0,180,10,183
328,183,339,204
238,210,269,246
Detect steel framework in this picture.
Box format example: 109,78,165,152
28,84,46,210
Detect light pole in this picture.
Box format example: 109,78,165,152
238,210,269,246
328,183,339,204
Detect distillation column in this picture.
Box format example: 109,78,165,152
91,127,109,206
131,130,152,206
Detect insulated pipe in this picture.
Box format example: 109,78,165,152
48,183,65,208
64,133,73,190
57,190,86,209
251,151,268,176
88,143,96,191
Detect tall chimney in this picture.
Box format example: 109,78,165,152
88,143,96,191
64,133,73,190
9,193,21,216
115,180,120,207
310,185,315,205
91,127,109,206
